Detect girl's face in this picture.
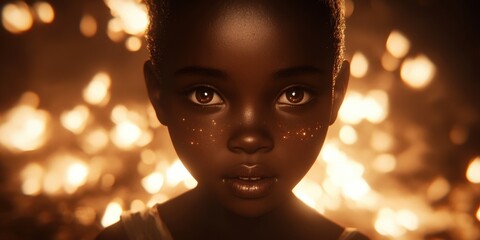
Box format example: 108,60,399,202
146,1,348,217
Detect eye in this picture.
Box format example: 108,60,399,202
277,87,313,105
188,86,224,105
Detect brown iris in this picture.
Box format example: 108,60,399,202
285,88,304,104
195,87,214,104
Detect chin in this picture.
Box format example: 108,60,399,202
218,189,291,218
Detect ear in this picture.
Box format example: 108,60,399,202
144,60,168,126
329,60,350,125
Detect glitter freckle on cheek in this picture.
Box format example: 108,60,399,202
280,123,323,141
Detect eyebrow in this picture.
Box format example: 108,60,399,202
174,66,227,79
274,65,324,79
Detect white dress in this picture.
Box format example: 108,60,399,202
121,205,369,240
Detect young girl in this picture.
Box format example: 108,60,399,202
97,0,369,239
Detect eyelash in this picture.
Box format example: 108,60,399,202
277,86,314,106
186,85,314,106
187,85,224,106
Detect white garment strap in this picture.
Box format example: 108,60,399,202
338,228,369,240
121,205,173,240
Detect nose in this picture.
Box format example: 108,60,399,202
227,129,274,154
227,106,274,154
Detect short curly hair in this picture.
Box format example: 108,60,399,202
144,0,345,79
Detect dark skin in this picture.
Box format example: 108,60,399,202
97,1,350,239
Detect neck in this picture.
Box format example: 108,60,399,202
187,187,302,236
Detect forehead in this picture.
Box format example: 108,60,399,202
161,0,334,76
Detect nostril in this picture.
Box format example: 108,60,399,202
227,131,273,154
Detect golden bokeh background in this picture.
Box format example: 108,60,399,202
0,0,479,239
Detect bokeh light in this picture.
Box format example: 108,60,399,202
1,1,33,34
33,2,55,24
101,201,123,227
386,30,410,59
0,92,49,152
83,72,111,106
400,54,436,89
466,157,480,184
350,51,369,78
80,14,97,37
60,105,90,134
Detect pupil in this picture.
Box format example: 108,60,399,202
286,88,304,103
196,88,213,103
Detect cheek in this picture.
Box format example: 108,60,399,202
277,121,326,143
166,116,228,177
172,117,224,146
274,121,328,180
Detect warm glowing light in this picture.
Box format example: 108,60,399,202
466,157,480,184
75,207,96,226
125,36,142,51
321,143,347,164
65,162,89,193
363,90,388,123
141,149,157,164
375,208,406,237
321,144,370,201
396,209,419,231
338,91,364,124
107,18,125,42
147,194,168,207
166,159,196,188
293,179,323,210
370,130,393,152
386,30,410,58
339,125,358,145
109,105,151,149
374,208,419,237
80,14,97,37
381,52,400,71
81,128,109,154
400,54,436,89
427,177,450,202
21,163,44,196
104,0,149,36
33,2,54,24
449,125,468,145
372,154,396,173
101,201,123,227
60,105,90,134
111,105,128,123
476,206,480,222
344,0,354,18
83,72,111,106
43,170,62,194
110,121,142,149
350,52,369,78
2,1,33,34
142,172,164,194
40,153,89,195
342,178,371,201
130,199,145,213
0,93,49,152
101,174,116,190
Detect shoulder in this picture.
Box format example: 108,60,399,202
95,221,130,240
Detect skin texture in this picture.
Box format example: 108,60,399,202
97,1,350,239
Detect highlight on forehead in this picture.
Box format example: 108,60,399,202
216,4,275,51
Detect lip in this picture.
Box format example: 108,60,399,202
223,164,278,199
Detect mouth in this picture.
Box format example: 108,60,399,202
222,164,278,199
